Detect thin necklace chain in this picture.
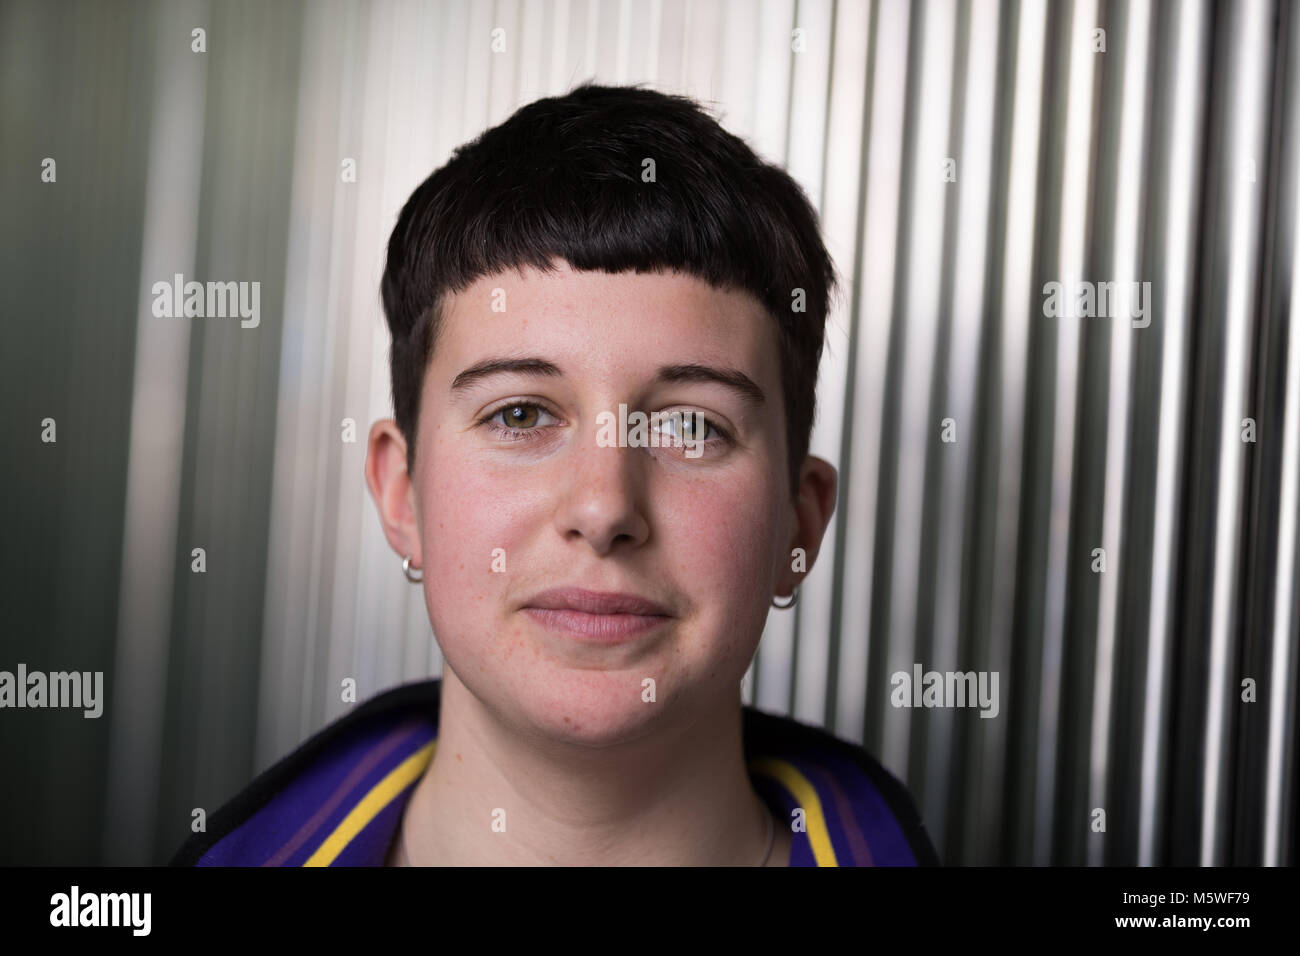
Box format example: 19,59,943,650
400,802,776,866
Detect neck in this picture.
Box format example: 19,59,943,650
390,669,786,866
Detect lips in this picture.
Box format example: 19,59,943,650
521,587,673,641
523,587,672,617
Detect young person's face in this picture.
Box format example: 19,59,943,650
373,261,829,744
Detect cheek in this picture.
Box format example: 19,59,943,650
664,471,785,627
415,440,544,646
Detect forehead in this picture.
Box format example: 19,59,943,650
434,261,780,381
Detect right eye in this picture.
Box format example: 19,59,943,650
478,401,560,440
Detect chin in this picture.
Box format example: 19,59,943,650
497,661,699,749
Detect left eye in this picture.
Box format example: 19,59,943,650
655,411,717,441
486,402,557,430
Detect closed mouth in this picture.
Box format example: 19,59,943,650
522,587,673,617
521,587,674,641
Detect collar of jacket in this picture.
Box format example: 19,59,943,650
170,678,939,867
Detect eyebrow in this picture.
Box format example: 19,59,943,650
654,363,766,408
450,357,563,393
448,357,766,408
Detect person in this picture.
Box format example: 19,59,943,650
171,82,939,867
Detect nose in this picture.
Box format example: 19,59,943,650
553,426,651,556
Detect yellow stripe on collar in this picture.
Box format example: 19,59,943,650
748,756,839,866
304,741,436,867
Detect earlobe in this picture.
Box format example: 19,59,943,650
365,420,422,564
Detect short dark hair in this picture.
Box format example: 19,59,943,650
380,81,838,495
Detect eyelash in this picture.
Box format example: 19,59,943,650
477,401,562,442
475,401,733,447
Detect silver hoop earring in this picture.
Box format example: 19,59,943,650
402,555,423,584
772,586,798,610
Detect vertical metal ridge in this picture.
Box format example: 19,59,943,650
1199,0,1274,867
960,0,1021,867
1135,0,1207,868
874,0,927,776
988,0,1047,863
818,0,875,732
1262,0,1300,868
885,0,958,793
1086,0,1152,867
844,0,911,755
921,0,991,861
1031,0,1100,866
830,0,882,743
1232,0,1291,866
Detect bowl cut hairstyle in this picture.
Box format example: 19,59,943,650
380,82,839,496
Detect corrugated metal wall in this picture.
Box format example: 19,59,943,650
1,0,1297,866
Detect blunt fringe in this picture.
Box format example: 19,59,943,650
380,82,839,495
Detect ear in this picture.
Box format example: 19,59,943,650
365,419,422,569
775,455,837,597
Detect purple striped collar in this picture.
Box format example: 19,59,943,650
172,679,938,867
